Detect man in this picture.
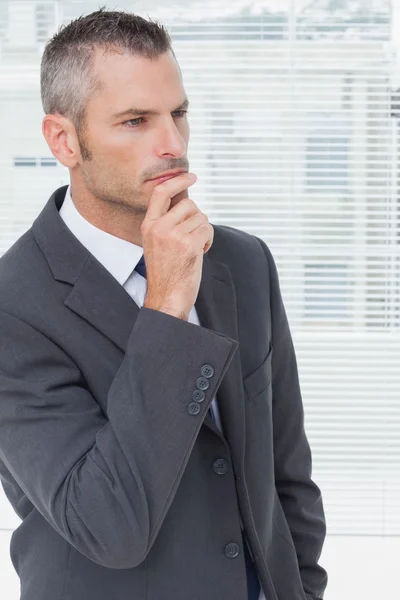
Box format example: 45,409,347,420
0,8,328,600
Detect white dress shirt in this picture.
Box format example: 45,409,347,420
59,185,266,600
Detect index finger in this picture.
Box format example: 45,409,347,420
144,172,197,221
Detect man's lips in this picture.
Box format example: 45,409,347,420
147,171,186,184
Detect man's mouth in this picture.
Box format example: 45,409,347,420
147,170,187,184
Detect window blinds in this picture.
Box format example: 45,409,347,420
0,0,397,537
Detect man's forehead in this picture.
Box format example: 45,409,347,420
89,49,185,116
93,47,175,75
94,50,180,92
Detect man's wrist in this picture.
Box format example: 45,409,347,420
143,300,189,321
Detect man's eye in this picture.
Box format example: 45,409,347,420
124,118,144,128
123,110,188,128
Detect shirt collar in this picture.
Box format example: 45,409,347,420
59,185,144,286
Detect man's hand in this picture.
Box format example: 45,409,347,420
142,172,214,321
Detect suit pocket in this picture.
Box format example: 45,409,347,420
243,346,272,401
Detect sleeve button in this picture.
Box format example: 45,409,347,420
196,377,210,390
201,364,215,378
192,389,205,403
188,402,201,415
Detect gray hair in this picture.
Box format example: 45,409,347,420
40,6,175,143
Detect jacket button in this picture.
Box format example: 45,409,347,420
224,542,240,558
188,402,201,415
192,389,205,403
201,364,215,378
213,458,228,475
196,377,210,391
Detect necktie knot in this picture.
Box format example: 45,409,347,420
135,255,147,279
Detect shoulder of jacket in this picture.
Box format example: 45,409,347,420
210,223,272,262
0,229,50,313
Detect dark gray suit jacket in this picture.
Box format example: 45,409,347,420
0,185,328,600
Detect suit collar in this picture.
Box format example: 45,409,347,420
32,185,246,476
60,185,143,287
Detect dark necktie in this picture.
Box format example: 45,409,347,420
135,254,147,279
134,254,261,599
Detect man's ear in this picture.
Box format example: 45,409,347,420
42,113,81,168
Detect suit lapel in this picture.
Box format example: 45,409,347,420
32,185,246,477
64,253,140,351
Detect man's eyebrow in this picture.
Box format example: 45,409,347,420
112,98,190,119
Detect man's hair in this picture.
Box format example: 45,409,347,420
40,6,174,138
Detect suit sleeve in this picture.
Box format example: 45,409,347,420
0,306,238,569
254,235,328,600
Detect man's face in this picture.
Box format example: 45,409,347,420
75,49,190,214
